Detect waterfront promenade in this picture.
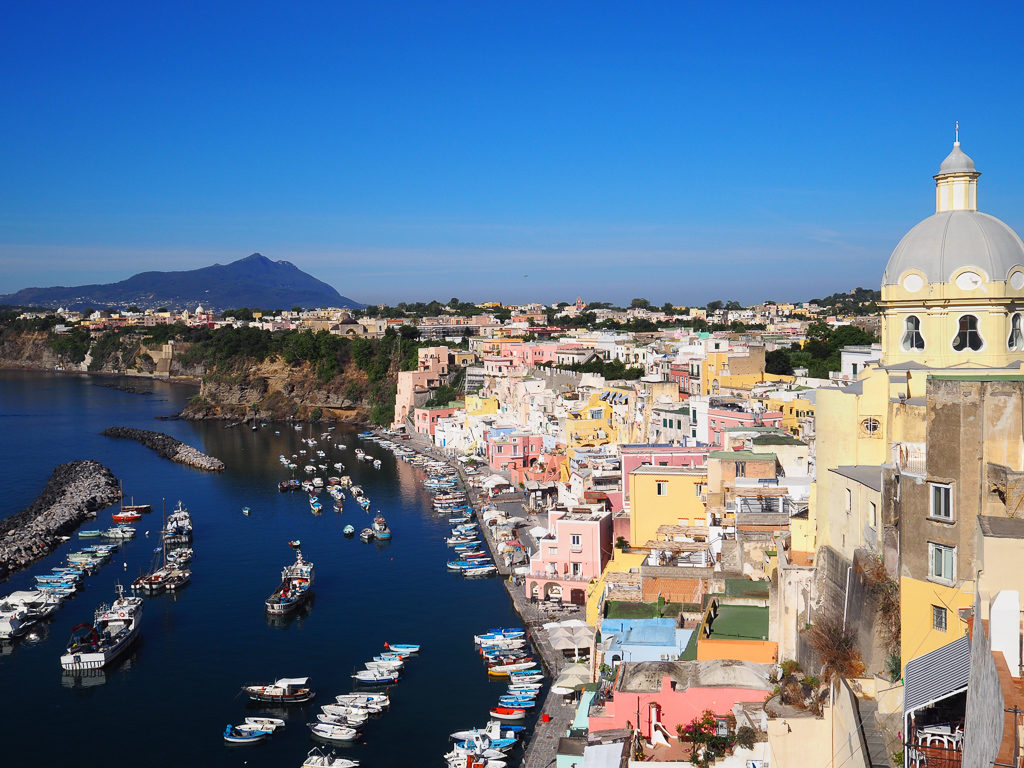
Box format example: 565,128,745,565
400,430,586,768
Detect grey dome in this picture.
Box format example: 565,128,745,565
937,142,977,176
882,210,1024,285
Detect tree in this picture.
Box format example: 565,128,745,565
291,306,303,313
398,324,420,340
706,300,723,313
725,300,743,310
630,298,651,309
765,349,794,376
126,305,141,313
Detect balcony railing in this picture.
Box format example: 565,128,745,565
904,740,962,768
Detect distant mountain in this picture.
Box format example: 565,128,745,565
0,253,363,311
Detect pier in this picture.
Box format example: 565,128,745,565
101,426,225,471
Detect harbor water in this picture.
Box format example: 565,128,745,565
0,371,533,766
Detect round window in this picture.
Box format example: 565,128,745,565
861,417,880,436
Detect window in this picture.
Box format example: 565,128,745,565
932,605,947,632
570,534,582,552
656,481,668,496
928,542,956,584
571,562,583,576
735,461,746,477
952,314,983,351
930,483,953,521
1009,313,1024,350
845,488,852,513
869,501,877,528
590,409,603,420
900,315,925,352
860,417,881,436
852,363,858,374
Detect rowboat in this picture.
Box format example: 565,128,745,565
308,723,360,743
488,660,537,676
351,669,399,684
335,692,389,708
489,706,526,721
224,725,271,744
385,642,420,653
243,717,285,732
318,711,367,727
301,747,360,768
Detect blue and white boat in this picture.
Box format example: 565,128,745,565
384,642,420,654
223,725,272,744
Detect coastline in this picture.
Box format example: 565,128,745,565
396,429,583,768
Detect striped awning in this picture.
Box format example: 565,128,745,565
904,634,971,717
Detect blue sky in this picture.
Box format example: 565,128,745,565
3,2,1024,306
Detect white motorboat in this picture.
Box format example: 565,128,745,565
335,693,389,709
309,723,360,743
317,711,368,727
301,747,360,768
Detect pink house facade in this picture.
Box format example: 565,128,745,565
707,408,782,447
485,431,545,474
588,673,771,741
526,507,611,605
392,346,450,427
507,342,567,369
414,405,458,436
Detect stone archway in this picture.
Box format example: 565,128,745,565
544,582,562,601
529,582,540,599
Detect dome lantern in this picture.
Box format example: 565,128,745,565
934,123,980,213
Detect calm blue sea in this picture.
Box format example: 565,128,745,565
0,371,532,767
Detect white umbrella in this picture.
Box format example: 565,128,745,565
553,665,591,690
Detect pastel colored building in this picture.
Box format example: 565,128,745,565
601,618,694,664
414,404,460,436
620,445,709,513
706,406,783,447
526,507,612,605
628,465,708,546
485,431,545,474
587,661,772,742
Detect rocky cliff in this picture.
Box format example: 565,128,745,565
0,330,66,370
180,357,370,422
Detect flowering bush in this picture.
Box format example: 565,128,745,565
676,710,736,767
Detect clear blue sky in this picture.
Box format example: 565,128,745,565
3,2,1024,306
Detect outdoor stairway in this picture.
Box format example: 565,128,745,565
854,695,891,767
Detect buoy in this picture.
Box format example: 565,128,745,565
123,563,127,570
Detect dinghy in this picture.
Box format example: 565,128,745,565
223,725,272,744
301,747,360,768
309,723,360,743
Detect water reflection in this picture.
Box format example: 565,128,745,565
265,594,316,630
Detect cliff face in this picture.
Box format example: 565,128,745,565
0,330,68,370
181,358,369,422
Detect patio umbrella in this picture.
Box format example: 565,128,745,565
553,664,592,690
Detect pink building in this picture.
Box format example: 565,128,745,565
620,444,709,512
507,342,566,369
526,507,611,605
588,671,771,742
392,346,450,427
483,356,514,376
486,431,544,473
414,405,458,436
706,408,782,447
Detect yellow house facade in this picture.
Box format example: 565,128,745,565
464,394,499,416
565,389,631,458
628,465,708,546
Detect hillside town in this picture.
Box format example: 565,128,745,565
10,137,1024,768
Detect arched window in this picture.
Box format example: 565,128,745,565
952,315,983,351
901,315,925,351
1009,313,1024,351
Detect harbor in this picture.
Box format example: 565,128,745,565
0,371,539,768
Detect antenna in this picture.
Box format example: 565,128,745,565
955,120,960,144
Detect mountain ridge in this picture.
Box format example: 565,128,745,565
0,253,363,311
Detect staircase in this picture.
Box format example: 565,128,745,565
720,540,741,573
854,696,892,767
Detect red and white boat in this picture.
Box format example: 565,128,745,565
487,660,536,677
489,707,526,721
112,510,143,523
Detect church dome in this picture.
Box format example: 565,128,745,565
937,141,977,176
881,210,1024,286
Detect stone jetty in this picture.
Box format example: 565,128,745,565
0,460,121,579
101,426,225,471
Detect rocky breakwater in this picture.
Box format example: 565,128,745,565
102,426,225,471
0,460,121,578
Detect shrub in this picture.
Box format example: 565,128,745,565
734,726,757,750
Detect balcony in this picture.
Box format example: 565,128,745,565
905,728,962,768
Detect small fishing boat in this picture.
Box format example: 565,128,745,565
224,725,272,744
342,525,355,537
464,564,498,577
243,716,286,732
487,660,537,677
372,516,391,541
351,669,399,684
318,711,368,727
308,723,360,743
60,584,143,671
488,707,526,721
78,530,102,538
265,541,314,615
384,642,420,653
242,506,250,516
242,676,316,704
335,693,389,709
103,526,135,539
359,528,374,543
112,510,142,523
301,747,360,768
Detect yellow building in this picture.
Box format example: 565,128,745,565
764,394,816,437
464,394,498,416
565,389,631,458
811,134,1024,673
628,465,708,546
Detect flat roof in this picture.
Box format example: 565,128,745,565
630,465,707,476
707,605,770,641
751,434,806,447
709,451,777,461
978,515,1024,539
828,465,886,493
